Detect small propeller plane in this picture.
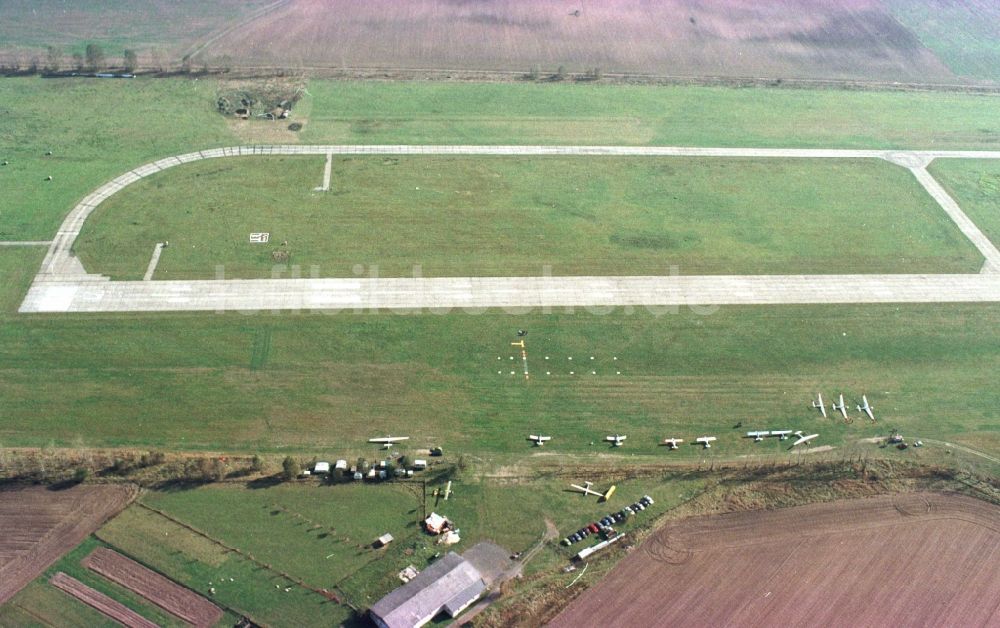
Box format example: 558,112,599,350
695,436,717,449
661,438,684,450
831,394,849,420
791,431,819,447
605,434,627,447
569,481,617,501
527,434,552,446
857,395,876,423
770,430,793,440
747,430,770,442
368,436,409,450
812,393,827,418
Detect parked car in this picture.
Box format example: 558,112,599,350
569,533,580,543
588,523,600,534
642,495,654,505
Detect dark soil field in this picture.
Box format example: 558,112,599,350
83,547,223,627
203,0,957,83
551,492,1000,627
50,572,158,628
0,484,137,604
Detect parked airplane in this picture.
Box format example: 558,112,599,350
857,395,876,422
695,436,717,448
605,434,627,447
527,434,552,446
831,394,849,420
569,481,617,501
812,393,827,418
368,436,409,449
770,430,793,440
791,431,819,447
661,438,684,450
747,430,770,442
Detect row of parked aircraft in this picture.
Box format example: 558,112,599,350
529,434,720,448
812,393,876,422
746,430,818,446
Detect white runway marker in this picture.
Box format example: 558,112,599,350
314,151,333,191
143,242,165,281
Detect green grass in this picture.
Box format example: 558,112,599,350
23,536,195,627
0,579,120,628
73,155,982,278
97,505,350,626
117,475,707,611
888,1,1000,82
0,77,235,241
929,159,1000,251
0,0,272,57
301,81,1000,149
1,306,998,459
0,246,45,313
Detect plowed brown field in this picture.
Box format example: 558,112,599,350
50,572,158,628
204,0,956,83
0,484,137,604
83,547,222,627
551,493,1000,627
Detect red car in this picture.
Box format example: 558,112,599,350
588,523,600,534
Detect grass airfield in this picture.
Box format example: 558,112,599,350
2,76,1000,626
75,155,981,279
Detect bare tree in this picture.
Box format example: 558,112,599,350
71,52,84,71
149,48,165,73
123,49,138,73
45,46,62,72
85,43,105,71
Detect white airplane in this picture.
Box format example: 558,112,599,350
527,434,552,446
661,438,684,450
857,395,876,422
605,434,627,447
569,481,616,501
747,430,770,442
695,436,717,449
812,393,827,418
770,430,793,440
831,394,849,420
368,436,409,449
791,431,819,447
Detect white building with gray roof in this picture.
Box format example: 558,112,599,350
369,552,486,628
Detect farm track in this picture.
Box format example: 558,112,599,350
550,492,1000,627
0,484,137,604
20,145,1000,314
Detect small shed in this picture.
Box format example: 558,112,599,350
374,533,394,548
314,462,330,474
335,459,348,471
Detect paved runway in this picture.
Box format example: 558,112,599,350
20,145,1000,314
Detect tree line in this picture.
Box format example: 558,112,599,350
0,43,235,75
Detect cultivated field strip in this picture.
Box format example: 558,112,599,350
82,547,223,627
22,145,1000,313
0,485,138,604
49,572,159,628
552,493,1000,628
